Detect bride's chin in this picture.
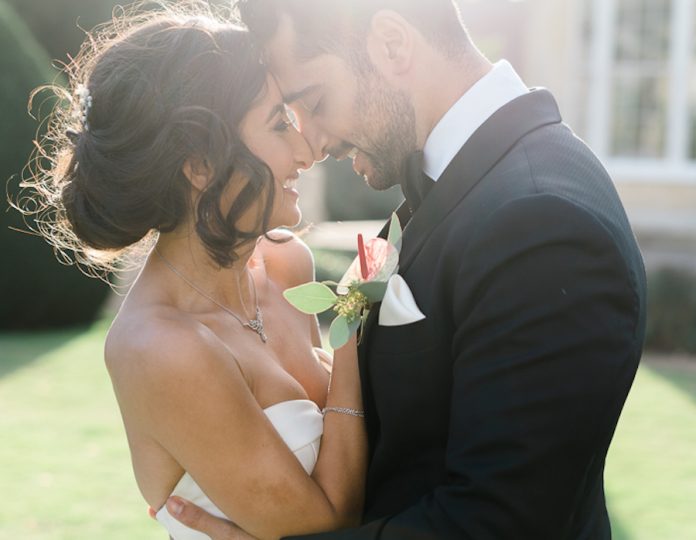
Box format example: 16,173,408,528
269,208,302,230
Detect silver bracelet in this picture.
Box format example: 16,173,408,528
322,406,365,418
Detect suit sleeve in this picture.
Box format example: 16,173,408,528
285,194,643,539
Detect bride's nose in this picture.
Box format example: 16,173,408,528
292,129,314,171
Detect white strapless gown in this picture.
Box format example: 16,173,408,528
156,399,324,540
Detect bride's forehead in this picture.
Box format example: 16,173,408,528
249,74,283,111
264,75,283,100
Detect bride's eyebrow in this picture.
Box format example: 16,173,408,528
283,84,321,105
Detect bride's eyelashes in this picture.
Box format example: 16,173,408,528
274,111,295,132
274,118,292,132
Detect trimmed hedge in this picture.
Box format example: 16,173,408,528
7,0,232,63
322,159,404,221
7,0,116,59
1,0,109,330
646,267,696,355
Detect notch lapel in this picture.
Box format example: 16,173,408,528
398,89,563,274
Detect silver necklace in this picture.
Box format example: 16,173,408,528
154,248,268,343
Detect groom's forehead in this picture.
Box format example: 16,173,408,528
265,14,339,76
265,30,337,101
264,14,308,68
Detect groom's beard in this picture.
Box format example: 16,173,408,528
354,73,417,192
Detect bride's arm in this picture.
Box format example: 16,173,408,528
308,333,366,521
109,316,366,540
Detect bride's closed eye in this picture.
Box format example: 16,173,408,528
274,106,300,133
274,116,293,132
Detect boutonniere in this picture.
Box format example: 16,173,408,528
283,213,425,349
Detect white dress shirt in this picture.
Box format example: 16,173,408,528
423,60,529,181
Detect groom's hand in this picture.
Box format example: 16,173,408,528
165,496,259,539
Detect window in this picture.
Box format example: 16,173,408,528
611,0,671,158
584,0,696,175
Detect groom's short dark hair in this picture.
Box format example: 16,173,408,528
236,0,471,63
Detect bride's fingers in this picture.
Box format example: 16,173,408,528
167,496,257,539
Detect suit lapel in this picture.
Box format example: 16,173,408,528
358,90,562,394
357,202,410,375
398,89,563,274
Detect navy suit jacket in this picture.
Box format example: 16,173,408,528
289,89,646,539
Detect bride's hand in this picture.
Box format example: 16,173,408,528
166,497,259,540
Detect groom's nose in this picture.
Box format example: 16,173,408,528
297,120,329,162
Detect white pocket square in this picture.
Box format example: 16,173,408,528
378,274,426,327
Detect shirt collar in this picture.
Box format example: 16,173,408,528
422,60,529,181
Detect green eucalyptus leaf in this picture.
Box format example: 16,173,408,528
387,212,403,252
283,282,337,314
328,316,362,350
329,316,351,349
349,316,361,334
358,308,371,345
357,281,389,303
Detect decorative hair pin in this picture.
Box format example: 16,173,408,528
65,128,80,144
72,84,93,131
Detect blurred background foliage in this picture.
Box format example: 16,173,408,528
323,159,402,221
646,268,696,355
6,0,121,61
0,0,109,330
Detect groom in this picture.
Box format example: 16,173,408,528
174,0,646,538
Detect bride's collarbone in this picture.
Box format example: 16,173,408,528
200,315,322,406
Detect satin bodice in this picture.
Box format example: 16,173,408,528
156,399,323,540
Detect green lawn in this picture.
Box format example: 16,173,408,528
1,322,695,539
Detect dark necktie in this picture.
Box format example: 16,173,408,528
400,151,434,214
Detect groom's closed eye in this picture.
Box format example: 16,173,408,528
304,96,324,116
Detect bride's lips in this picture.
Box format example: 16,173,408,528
282,174,300,199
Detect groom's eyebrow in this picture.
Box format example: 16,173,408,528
283,84,321,105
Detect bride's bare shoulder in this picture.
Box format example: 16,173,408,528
104,304,225,384
257,229,315,288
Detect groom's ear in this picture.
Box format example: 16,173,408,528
365,10,415,79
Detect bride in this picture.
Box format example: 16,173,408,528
20,3,367,539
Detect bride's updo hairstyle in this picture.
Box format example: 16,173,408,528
17,1,272,280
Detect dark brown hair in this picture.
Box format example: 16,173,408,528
236,0,471,63
16,1,274,280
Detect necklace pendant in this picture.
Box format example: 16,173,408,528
245,308,267,343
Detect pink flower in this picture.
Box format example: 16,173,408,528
338,236,399,294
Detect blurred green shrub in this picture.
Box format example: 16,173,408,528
6,0,123,62
321,159,403,221
1,0,109,330
646,267,696,355
7,0,234,64
312,248,355,284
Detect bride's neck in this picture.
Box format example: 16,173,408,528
152,224,260,314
